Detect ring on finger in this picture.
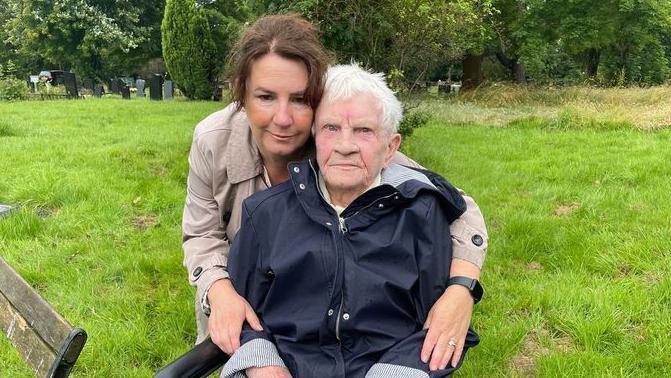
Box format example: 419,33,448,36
448,338,457,348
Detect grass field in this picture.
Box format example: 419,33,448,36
1,88,671,377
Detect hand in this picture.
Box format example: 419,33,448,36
246,366,292,378
421,285,474,370
207,279,263,354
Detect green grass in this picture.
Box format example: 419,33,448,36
0,98,222,377
2,92,671,376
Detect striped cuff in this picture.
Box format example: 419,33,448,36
365,363,429,378
220,338,286,378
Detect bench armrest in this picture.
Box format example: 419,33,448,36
155,338,229,378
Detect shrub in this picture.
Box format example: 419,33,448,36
162,0,216,100
0,77,29,101
399,109,431,139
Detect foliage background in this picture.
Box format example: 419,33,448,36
2,0,671,98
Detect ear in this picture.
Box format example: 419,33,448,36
383,133,402,166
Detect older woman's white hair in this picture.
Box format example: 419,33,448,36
320,63,403,136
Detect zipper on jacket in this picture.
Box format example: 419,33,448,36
338,217,348,233
335,296,344,341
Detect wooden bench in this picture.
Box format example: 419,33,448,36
0,257,87,377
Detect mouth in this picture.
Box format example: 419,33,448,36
329,163,362,170
268,132,296,141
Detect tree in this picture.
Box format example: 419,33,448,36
163,0,246,99
5,0,152,78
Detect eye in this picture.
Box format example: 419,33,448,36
291,95,307,104
356,127,373,134
323,124,339,132
256,94,273,101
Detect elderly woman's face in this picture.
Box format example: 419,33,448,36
244,53,314,162
315,94,401,198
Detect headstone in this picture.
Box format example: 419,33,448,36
120,77,134,88
109,78,119,94
83,78,94,91
51,71,65,87
0,204,14,218
450,83,461,94
149,74,163,101
119,82,131,100
213,83,223,101
163,80,174,100
136,79,146,97
93,84,104,98
29,75,39,93
63,72,79,99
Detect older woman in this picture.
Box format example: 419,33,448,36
182,13,488,372
221,63,479,378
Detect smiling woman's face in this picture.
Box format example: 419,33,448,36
244,53,314,163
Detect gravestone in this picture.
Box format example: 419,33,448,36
149,74,163,101
83,78,94,92
136,79,146,98
0,204,14,218
109,79,119,94
63,72,79,99
163,80,174,100
93,84,104,98
119,81,131,100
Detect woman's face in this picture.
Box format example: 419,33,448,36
244,53,314,163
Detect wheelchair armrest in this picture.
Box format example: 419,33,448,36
155,338,229,378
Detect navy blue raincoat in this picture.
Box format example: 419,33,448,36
223,160,480,377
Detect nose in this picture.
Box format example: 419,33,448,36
273,100,292,127
334,129,359,155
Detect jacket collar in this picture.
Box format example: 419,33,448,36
224,110,264,184
287,160,463,226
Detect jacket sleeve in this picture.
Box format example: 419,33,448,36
391,151,489,268
221,202,286,377
365,198,479,378
182,133,230,317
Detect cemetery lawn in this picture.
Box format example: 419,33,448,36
1,90,671,376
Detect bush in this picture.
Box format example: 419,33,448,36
0,77,29,101
162,0,216,100
399,109,431,139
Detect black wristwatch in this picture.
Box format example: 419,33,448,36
447,276,483,304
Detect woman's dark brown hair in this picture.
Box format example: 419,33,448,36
229,13,332,111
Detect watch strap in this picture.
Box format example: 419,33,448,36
448,276,483,304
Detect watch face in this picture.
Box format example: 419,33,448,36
472,280,483,304
449,276,483,304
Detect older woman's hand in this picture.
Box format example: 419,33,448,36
207,279,263,354
247,366,292,378
421,284,475,371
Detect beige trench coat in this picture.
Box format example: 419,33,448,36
183,104,489,343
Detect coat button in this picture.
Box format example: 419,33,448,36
328,309,334,316
299,183,306,190
265,269,275,278
472,234,484,247
293,167,300,173
192,266,203,277
378,203,384,208
326,222,332,226
342,313,350,320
